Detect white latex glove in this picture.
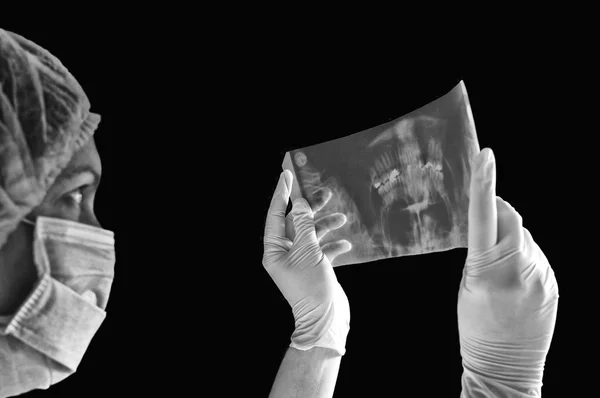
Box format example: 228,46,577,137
263,170,352,356
458,148,559,397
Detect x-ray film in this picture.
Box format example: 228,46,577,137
282,81,480,267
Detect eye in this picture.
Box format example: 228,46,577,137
62,186,88,207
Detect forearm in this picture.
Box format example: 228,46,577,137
269,346,342,398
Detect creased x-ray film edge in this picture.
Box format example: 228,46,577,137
280,80,480,267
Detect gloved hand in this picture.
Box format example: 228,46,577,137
458,148,559,396
263,170,352,356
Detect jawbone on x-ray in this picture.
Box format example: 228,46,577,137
281,81,481,267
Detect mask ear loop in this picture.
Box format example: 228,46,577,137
22,217,35,226
21,216,49,276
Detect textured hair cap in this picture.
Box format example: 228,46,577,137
0,29,100,249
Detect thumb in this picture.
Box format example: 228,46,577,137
264,170,294,240
468,147,498,253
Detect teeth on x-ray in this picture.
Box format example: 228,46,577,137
282,81,480,267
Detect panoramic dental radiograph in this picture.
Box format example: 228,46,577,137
282,81,480,267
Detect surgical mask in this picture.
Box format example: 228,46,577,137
21,216,115,309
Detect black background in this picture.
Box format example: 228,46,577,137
3,21,585,397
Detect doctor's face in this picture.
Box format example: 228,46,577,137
0,137,104,314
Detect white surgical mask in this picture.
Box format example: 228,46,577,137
21,216,116,309
0,216,116,393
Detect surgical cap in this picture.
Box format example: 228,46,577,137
0,29,100,249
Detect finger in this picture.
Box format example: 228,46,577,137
284,188,332,242
264,170,293,240
315,213,347,241
285,212,296,242
321,240,352,263
290,197,318,244
468,147,498,253
496,197,524,251
309,187,333,214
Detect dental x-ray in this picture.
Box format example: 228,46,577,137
282,81,481,267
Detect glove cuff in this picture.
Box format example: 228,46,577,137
289,284,350,357
459,334,547,388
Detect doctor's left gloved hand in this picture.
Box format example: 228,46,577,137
262,170,352,356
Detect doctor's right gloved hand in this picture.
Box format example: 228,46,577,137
262,170,352,356
457,148,559,397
